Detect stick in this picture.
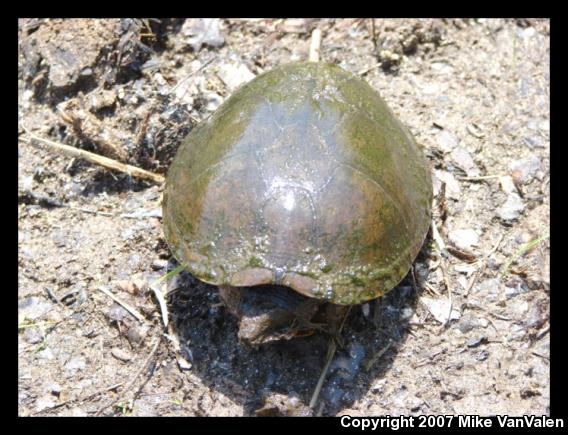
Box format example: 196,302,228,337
21,127,165,185
32,383,124,415
309,307,351,410
309,28,322,62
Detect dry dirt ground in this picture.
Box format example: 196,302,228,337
18,18,550,417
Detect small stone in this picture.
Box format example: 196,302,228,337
474,278,502,302
182,18,225,52
151,259,168,270
64,355,86,377
111,347,132,362
518,27,536,39
108,303,130,323
21,175,34,190
88,89,117,111
46,382,62,396
35,394,57,413
115,280,135,294
38,347,55,360
496,194,525,222
499,176,517,195
504,277,528,298
400,307,414,320
421,296,461,324
434,170,461,199
448,228,479,251
18,296,53,321
458,315,479,334
524,135,545,149
126,326,145,345
202,92,223,111
509,155,541,185
466,335,486,348
24,328,43,344
217,62,255,92
474,350,490,361
177,355,192,371
450,147,480,177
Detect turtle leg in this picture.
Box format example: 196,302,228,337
218,285,320,347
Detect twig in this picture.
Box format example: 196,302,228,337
358,63,381,76
170,57,215,93
458,175,503,181
364,339,393,371
309,307,351,410
431,219,446,252
370,19,378,52
309,28,322,62
95,335,162,416
439,257,453,327
33,383,124,415
97,286,146,324
21,126,164,185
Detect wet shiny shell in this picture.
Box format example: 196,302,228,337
163,62,432,305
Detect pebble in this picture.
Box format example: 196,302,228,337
499,175,517,195
21,175,34,190
108,303,131,323
202,92,223,111
111,347,132,362
524,135,545,149
151,259,168,270
64,355,86,377
458,314,480,334
38,347,55,360
509,155,541,185
474,278,502,301
496,193,525,222
217,61,255,91
518,27,536,39
400,307,414,320
450,146,480,177
35,395,57,413
24,328,43,344
448,228,479,251
504,278,528,298
18,296,53,320
88,89,117,111
182,18,225,52
437,130,459,153
466,335,486,348
434,170,461,199
474,350,490,361
421,296,461,324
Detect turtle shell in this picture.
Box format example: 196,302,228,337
163,62,432,305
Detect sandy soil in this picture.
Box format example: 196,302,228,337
18,18,550,416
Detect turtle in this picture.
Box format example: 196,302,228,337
163,62,432,348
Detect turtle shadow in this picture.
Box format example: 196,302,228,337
166,244,432,416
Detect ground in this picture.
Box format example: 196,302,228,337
18,18,550,417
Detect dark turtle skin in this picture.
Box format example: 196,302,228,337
163,62,432,345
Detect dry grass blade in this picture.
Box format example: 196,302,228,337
97,286,146,324
500,233,549,278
